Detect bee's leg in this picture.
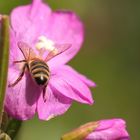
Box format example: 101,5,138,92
13,60,26,63
8,64,27,87
43,85,47,102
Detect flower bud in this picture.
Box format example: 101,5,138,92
61,119,130,140
61,121,99,140
0,132,11,140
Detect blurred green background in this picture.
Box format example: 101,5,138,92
0,0,140,139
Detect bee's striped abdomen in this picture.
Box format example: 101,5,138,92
29,60,50,85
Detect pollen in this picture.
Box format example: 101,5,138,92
35,36,55,51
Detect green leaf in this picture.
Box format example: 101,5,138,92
0,15,9,127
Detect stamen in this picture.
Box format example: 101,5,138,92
35,36,55,51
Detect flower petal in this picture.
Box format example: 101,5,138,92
49,65,94,104
10,0,51,45
53,65,96,87
10,0,83,67
5,67,41,120
86,119,130,140
47,11,84,68
9,29,23,66
37,85,72,120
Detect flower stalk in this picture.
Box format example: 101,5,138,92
0,15,9,129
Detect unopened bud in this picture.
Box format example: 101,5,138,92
0,132,11,140
61,121,99,140
61,119,130,140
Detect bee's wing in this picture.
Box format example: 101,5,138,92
18,41,37,60
45,43,71,62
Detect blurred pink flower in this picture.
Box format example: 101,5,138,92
0,15,2,21
85,119,130,140
3,0,95,120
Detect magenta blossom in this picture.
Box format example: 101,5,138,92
86,119,130,140
3,0,95,120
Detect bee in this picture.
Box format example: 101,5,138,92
9,41,71,100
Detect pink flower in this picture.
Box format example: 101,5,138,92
86,119,130,140
3,0,95,120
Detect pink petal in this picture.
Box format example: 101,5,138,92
10,0,83,67
9,30,23,66
5,67,41,120
47,11,84,68
49,65,94,104
37,85,72,120
10,0,51,45
86,119,130,140
54,65,96,87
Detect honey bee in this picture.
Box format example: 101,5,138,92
9,41,71,100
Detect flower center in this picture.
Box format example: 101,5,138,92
35,36,55,52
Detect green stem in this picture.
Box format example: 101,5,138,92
1,112,22,140
6,119,21,139
0,15,9,128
